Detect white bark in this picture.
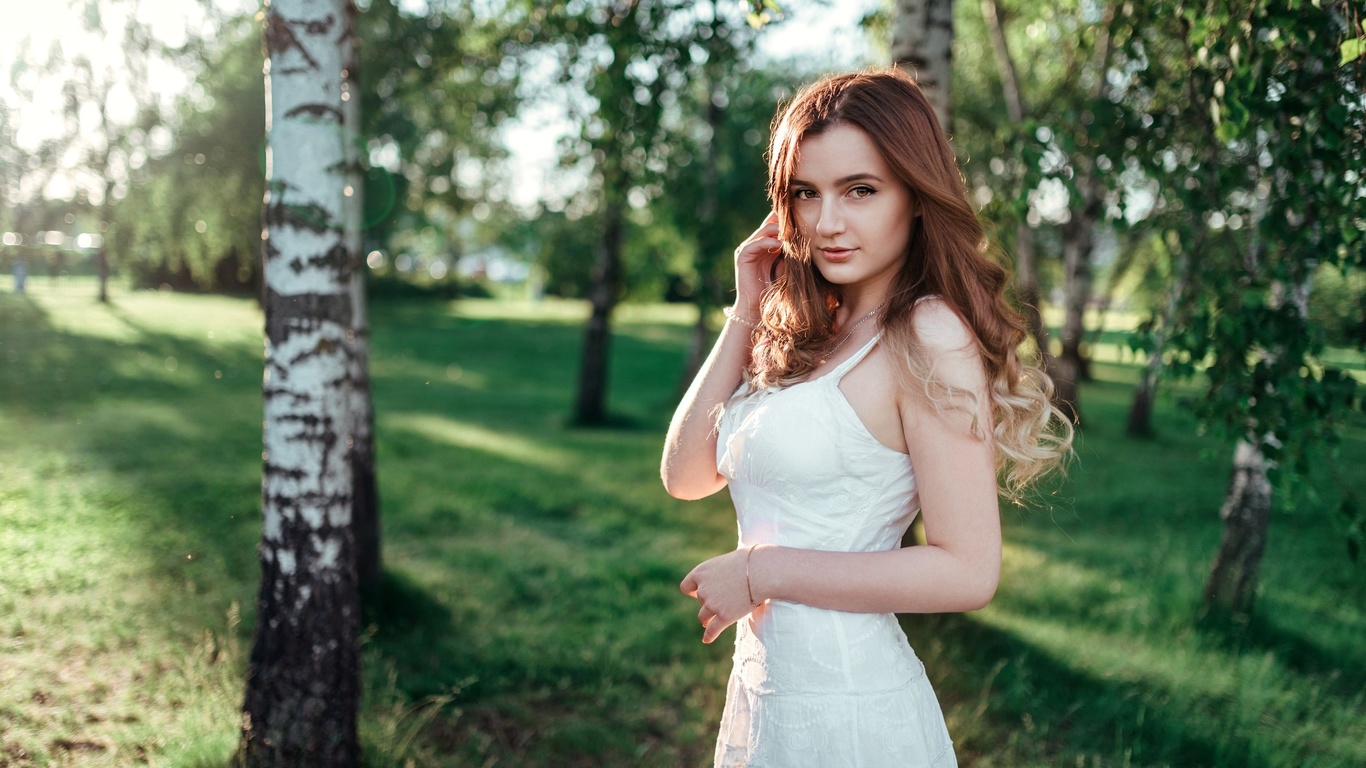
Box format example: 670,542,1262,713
891,0,954,133
262,0,352,551
243,0,359,761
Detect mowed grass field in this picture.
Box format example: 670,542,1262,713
1,278,1363,767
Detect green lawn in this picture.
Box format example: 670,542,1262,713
1,278,1362,767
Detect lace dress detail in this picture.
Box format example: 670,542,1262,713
712,333,957,767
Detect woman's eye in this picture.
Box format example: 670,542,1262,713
851,186,875,198
793,188,817,200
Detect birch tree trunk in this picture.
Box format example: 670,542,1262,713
1205,437,1272,614
341,0,380,595
241,1,360,763
891,0,954,134
1204,271,1312,615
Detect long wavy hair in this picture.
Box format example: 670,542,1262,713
747,67,1071,498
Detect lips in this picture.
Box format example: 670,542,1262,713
820,247,856,263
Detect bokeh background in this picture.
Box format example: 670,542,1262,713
1,0,1363,765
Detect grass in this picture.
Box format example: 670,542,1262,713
1,277,1363,767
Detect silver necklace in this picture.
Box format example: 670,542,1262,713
826,302,885,359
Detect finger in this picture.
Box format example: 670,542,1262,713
679,572,698,597
698,606,713,627
739,237,783,259
703,616,733,644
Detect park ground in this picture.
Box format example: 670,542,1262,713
1,278,1363,767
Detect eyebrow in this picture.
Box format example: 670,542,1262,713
790,173,886,187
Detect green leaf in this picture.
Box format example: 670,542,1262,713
1340,36,1366,66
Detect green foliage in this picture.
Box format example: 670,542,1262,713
110,13,264,292
655,61,800,307
1311,263,1366,349
357,0,519,246
1119,0,1365,482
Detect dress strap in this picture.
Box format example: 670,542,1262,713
828,333,883,382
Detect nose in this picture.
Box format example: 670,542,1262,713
814,198,844,238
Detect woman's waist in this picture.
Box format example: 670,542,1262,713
730,602,925,694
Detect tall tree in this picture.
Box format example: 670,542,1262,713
240,0,360,763
675,1,766,383
514,0,694,424
977,0,1053,385
891,0,955,132
1130,0,1364,614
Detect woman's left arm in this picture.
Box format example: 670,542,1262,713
683,304,1001,644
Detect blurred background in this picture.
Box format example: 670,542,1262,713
1,0,1363,765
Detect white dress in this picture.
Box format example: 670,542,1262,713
713,334,957,768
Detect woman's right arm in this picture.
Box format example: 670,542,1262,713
660,213,783,500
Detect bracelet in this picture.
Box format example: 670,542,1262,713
745,544,758,607
723,306,759,328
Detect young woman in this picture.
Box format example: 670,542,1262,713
661,68,1072,766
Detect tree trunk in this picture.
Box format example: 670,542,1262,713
891,0,954,134
1051,210,1090,426
96,248,110,303
241,1,360,764
980,0,1051,366
574,193,625,425
1127,252,1187,437
342,1,380,596
1059,212,1094,384
1204,438,1271,614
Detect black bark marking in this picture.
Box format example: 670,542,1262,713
267,198,336,236
264,289,353,347
286,244,354,278
284,103,343,122
264,10,321,72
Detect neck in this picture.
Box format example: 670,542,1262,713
837,289,891,322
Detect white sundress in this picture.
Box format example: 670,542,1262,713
712,333,957,768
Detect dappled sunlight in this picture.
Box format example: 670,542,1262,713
384,412,571,469
16,278,263,346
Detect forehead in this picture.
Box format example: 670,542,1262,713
793,124,891,183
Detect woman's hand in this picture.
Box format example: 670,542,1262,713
732,212,785,320
679,547,758,644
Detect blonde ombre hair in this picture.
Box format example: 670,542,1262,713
747,68,1072,498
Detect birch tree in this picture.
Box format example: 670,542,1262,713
891,0,954,133
1133,0,1363,614
240,0,360,763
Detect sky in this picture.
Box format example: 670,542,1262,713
0,0,882,208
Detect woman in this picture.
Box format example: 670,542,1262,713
661,68,1072,766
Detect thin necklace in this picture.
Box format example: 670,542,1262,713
826,302,885,359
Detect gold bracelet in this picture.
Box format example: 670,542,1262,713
723,306,758,328
745,544,758,607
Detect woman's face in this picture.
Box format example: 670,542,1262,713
789,123,916,298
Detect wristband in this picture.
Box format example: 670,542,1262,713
723,306,759,328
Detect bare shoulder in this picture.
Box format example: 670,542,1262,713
911,297,980,356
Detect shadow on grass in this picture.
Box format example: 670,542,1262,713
8,291,1361,766
910,611,1271,768
1196,609,1366,696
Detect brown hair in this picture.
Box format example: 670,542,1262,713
748,67,1071,497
